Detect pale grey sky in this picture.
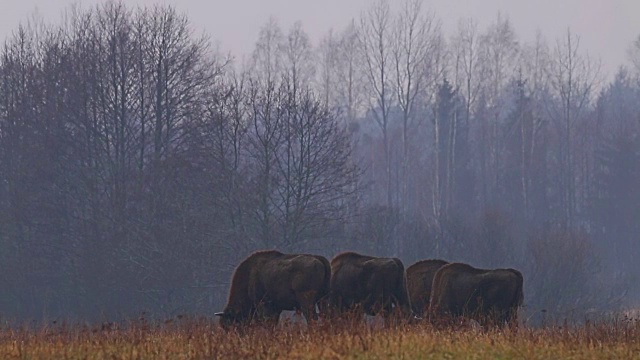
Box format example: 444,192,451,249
1,0,638,79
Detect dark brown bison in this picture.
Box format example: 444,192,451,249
327,252,413,322
406,259,449,316
215,250,330,328
429,262,524,327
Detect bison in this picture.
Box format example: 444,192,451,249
327,252,413,323
215,250,330,329
429,262,524,327
406,259,449,316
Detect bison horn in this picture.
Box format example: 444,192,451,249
214,312,224,317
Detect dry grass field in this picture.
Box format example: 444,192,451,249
1,316,640,359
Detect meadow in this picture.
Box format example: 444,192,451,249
1,316,640,359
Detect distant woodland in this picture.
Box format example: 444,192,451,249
1,0,639,323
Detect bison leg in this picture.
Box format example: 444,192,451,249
316,293,331,320
503,308,519,331
297,290,319,324
382,306,394,328
265,311,280,327
254,305,281,328
384,304,410,327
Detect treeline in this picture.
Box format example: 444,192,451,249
0,2,358,321
0,0,639,322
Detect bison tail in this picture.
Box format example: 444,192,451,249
315,256,332,317
391,258,413,316
318,256,332,298
428,267,447,319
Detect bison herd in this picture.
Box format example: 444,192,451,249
215,250,523,329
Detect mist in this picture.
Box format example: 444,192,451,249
1,0,639,325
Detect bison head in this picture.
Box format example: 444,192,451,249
215,310,241,330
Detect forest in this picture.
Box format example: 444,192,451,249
0,0,639,325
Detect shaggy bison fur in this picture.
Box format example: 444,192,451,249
429,262,524,327
327,252,413,322
215,250,330,328
406,259,449,316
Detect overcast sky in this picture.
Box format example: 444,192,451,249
1,0,639,79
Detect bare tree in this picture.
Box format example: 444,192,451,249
251,17,284,87
517,31,550,222
245,80,284,246
281,22,315,99
392,0,442,218
199,68,250,248
317,29,338,109
479,14,520,207
437,17,481,218
244,78,359,250
547,29,600,227
628,34,640,76
0,21,75,318
334,21,364,124
358,0,395,209
275,87,360,249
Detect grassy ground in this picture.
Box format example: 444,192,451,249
1,317,640,359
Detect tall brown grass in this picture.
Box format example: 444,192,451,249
2,316,640,359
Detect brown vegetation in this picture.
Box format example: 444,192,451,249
2,318,640,359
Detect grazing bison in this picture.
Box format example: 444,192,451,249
328,252,413,322
406,259,449,316
215,250,330,329
429,262,524,327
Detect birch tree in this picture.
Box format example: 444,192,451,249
334,21,363,124
392,0,442,218
251,18,284,87
439,18,480,217
547,29,600,227
479,14,520,206
358,0,395,209
317,29,338,109
517,32,550,222
282,22,315,98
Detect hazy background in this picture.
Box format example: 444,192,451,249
1,0,640,326
2,0,639,78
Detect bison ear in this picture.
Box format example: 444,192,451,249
214,312,224,317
